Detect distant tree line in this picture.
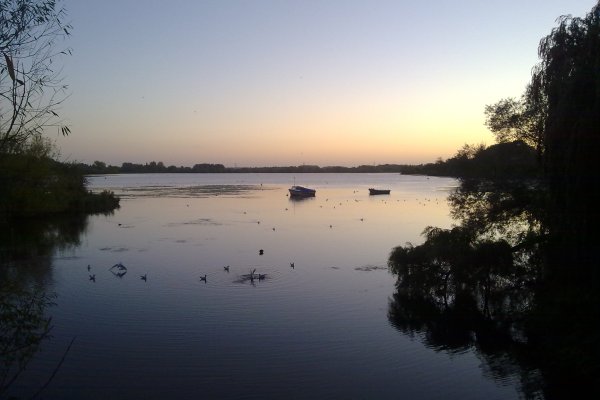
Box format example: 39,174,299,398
75,160,414,175
75,140,539,179
76,161,228,174
401,140,539,178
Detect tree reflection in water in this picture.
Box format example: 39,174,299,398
0,213,94,398
388,179,596,399
0,284,55,397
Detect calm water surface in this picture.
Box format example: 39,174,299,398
6,174,523,399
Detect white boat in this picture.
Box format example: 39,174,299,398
289,185,316,197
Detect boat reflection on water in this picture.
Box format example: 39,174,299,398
369,188,390,195
288,193,316,203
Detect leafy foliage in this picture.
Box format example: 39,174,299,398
402,140,539,178
0,0,72,154
0,148,120,219
0,1,119,220
534,2,600,286
484,85,547,157
388,3,600,396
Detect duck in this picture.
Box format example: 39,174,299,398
224,265,230,272
89,274,96,282
290,262,295,269
258,273,266,280
200,274,207,282
87,264,91,271
140,274,147,281
259,249,264,255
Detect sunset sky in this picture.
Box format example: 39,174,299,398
55,0,596,167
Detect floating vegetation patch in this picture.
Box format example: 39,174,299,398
54,255,82,260
99,246,130,252
101,184,269,199
354,264,387,272
166,218,223,227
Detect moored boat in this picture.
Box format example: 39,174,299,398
369,188,390,195
289,185,316,197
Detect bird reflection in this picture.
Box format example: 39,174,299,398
110,262,127,278
111,270,127,278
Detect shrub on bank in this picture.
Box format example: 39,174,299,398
0,154,119,221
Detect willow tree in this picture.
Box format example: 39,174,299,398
0,0,71,155
531,2,600,287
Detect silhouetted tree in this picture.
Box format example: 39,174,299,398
533,2,600,288
389,4,600,395
484,84,547,159
0,0,72,155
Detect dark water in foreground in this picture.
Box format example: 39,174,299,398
2,174,525,399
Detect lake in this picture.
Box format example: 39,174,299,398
3,173,526,399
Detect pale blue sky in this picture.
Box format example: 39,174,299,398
55,0,596,167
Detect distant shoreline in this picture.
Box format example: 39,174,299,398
76,162,446,176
